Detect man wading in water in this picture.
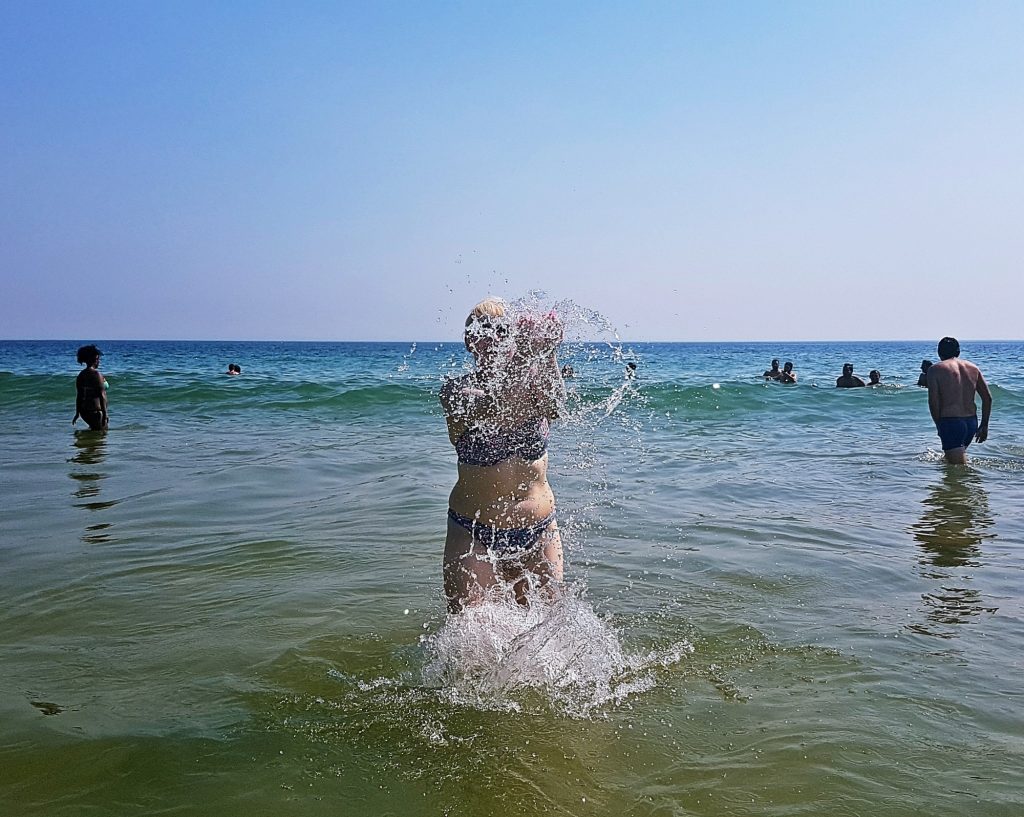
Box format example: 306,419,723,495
926,336,992,465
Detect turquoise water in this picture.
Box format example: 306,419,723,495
2,337,1023,815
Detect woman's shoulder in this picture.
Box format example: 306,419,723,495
441,370,467,388
77,368,103,386
440,372,473,404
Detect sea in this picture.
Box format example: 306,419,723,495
2,331,1023,816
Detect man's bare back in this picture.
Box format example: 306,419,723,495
927,359,986,418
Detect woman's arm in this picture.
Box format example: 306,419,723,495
511,312,565,420
440,375,493,445
530,351,566,420
99,375,109,427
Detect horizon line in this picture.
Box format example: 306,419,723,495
2,337,1021,345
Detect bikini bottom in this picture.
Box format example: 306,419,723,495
79,409,107,431
447,508,556,557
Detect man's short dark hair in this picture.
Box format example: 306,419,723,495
937,337,960,360
77,344,102,365
842,363,853,374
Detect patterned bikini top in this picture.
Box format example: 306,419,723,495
455,418,549,466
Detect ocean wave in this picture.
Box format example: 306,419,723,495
3,370,1020,421
614,380,1022,416
0,371,437,414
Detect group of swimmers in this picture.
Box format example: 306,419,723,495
761,347,992,467
72,316,993,614
763,358,945,390
762,359,797,383
835,364,884,387
763,358,885,387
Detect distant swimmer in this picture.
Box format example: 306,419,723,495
226,363,242,375
779,361,797,383
867,369,882,386
917,359,932,387
836,363,866,388
73,344,108,430
926,336,992,465
626,361,637,379
561,364,575,379
763,359,782,380
440,298,566,612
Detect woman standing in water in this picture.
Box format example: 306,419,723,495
440,298,566,613
73,344,108,430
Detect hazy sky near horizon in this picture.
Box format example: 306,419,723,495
2,1,1022,342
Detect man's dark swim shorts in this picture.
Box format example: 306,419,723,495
936,416,978,451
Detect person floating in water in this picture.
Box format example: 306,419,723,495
440,298,566,613
917,359,932,387
226,363,242,375
926,336,992,465
561,364,575,379
625,361,637,380
778,361,797,383
73,344,108,430
763,359,782,380
836,363,866,388
867,369,882,386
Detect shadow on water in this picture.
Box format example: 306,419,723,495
68,431,117,541
907,467,998,637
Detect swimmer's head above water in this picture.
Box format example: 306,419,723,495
464,298,510,359
464,297,563,364
938,337,960,361
77,344,102,367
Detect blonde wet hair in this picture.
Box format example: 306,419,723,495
464,297,508,352
466,297,506,325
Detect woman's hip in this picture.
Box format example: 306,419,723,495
445,508,557,558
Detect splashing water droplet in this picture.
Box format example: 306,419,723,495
420,589,691,717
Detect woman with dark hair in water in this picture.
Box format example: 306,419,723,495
73,344,108,430
440,298,566,613
917,359,932,387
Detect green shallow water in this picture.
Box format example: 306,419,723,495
2,339,1023,816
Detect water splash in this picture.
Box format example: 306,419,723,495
420,589,691,718
435,290,650,517
395,341,417,374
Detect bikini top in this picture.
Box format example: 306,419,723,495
456,418,549,467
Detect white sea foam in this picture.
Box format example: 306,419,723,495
420,589,691,718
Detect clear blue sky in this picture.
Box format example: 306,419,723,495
2,1,1021,341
